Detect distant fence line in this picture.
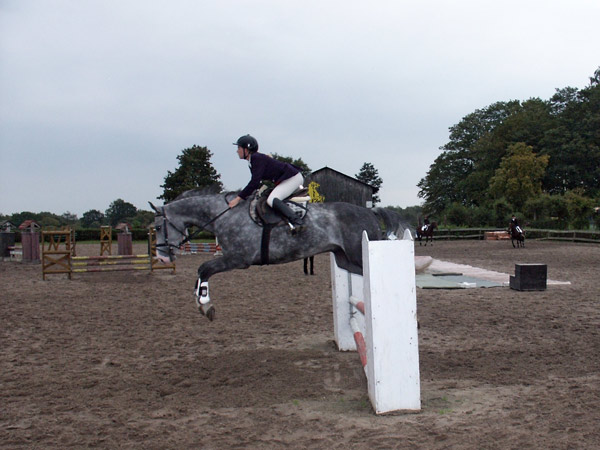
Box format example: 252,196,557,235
433,228,600,244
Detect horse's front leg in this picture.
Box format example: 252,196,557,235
194,278,215,320
194,256,248,321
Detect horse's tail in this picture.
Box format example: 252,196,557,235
372,207,412,240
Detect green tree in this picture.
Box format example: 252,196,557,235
105,199,137,226
355,162,383,205
492,198,513,228
270,153,311,176
542,69,600,197
9,211,64,228
564,188,595,229
160,145,223,202
81,209,105,228
417,151,470,215
445,203,470,227
523,193,570,228
132,210,155,229
60,211,78,226
489,143,549,210
418,100,522,213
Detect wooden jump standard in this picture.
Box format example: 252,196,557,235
42,228,175,279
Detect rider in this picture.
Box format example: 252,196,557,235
510,215,523,234
422,216,430,232
228,134,305,233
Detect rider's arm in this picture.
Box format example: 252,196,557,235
228,196,242,208
238,154,267,200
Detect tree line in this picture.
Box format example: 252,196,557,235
418,67,600,230
0,199,155,231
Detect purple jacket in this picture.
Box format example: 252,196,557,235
238,152,300,200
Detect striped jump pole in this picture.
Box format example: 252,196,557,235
179,242,219,254
71,254,152,273
330,229,420,414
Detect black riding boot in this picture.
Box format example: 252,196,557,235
272,198,305,234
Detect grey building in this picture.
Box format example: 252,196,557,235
305,167,376,208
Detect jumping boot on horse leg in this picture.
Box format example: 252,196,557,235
272,198,305,235
194,279,215,321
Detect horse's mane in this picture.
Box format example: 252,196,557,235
174,186,236,201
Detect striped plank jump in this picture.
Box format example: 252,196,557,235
179,242,222,254
71,254,151,272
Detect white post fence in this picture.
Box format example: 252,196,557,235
330,230,421,414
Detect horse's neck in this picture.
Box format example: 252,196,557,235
170,196,223,227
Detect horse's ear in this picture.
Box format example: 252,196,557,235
149,201,159,213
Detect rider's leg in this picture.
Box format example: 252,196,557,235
267,172,303,207
268,173,304,230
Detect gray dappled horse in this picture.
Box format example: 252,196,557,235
150,189,409,321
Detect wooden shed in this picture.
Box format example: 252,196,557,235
305,167,376,207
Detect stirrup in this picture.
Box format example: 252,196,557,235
288,222,305,235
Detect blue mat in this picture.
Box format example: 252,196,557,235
416,273,505,289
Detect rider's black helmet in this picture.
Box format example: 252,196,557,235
234,134,259,153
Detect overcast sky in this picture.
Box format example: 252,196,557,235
1,0,598,217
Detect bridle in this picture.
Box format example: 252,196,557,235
153,199,232,260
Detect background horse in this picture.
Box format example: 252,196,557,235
508,223,525,248
151,190,410,321
416,221,437,246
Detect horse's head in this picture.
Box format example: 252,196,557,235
149,201,189,263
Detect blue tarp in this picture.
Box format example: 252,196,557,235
416,273,504,289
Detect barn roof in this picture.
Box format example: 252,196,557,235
309,166,376,191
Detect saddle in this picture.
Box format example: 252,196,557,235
249,185,310,227
249,185,311,266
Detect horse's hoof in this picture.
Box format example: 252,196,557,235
205,306,216,321
199,302,215,321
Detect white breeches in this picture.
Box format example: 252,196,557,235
267,172,304,207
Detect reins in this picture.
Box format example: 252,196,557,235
179,207,230,246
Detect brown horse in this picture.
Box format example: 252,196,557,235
416,221,437,246
508,223,525,248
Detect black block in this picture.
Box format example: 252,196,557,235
509,264,547,291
